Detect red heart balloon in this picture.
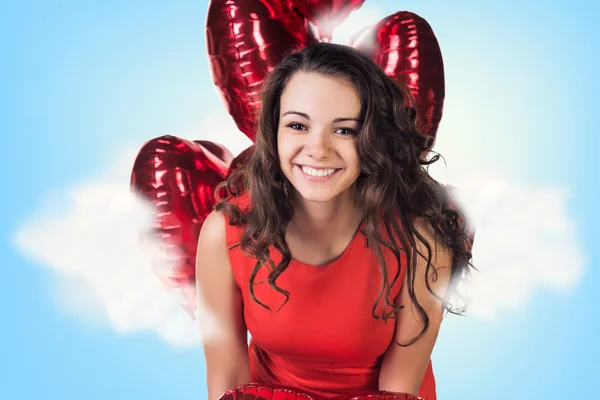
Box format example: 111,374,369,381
206,0,315,141
285,0,366,42
219,383,319,400
218,383,422,400
350,11,445,148
228,145,255,177
130,135,232,317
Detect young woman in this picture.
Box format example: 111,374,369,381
196,42,473,400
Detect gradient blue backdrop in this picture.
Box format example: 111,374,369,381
2,1,598,399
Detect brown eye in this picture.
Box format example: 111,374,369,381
336,127,357,136
287,122,306,131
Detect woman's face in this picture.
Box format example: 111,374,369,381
277,71,362,204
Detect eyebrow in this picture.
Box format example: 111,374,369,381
281,110,362,123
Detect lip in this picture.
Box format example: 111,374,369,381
294,164,341,182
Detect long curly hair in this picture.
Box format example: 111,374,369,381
214,42,474,346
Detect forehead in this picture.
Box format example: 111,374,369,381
280,72,361,118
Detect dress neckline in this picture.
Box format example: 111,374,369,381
289,219,365,268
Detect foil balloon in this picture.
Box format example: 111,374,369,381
206,0,315,141
218,383,422,400
287,0,366,42
130,135,232,317
215,145,255,199
350,11,445,149
228,145,255,177
218,383,319,400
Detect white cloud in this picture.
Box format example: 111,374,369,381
12,144,226,348
439,173,586,320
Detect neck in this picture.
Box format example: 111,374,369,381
289,187,363,237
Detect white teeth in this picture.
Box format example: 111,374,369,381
300,166,337,177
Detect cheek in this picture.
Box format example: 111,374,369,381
343,145,361,173
278,134,300,163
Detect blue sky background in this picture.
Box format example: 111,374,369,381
2,0,599,399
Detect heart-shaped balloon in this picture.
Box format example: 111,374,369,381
350,11,445,148
228,145,255,176
206,0,316,141
218,383,422,400
285,0,366,42
130,135,232,317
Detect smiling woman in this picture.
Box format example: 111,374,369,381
278,72,362,206
195,42,473,400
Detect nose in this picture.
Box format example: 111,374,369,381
306,128,332,160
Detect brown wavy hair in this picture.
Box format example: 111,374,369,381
214,42,474,346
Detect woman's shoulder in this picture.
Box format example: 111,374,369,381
199,207,228,246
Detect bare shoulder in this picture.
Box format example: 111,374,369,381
411,216,453,293
199,208,228,244
413,216,437,243
412,216,451,256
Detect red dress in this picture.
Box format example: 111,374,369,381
224,192,437,399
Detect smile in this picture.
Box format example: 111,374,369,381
295,165,341,181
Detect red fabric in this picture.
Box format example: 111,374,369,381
224,191,436,399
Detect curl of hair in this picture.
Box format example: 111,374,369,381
214,42,475,346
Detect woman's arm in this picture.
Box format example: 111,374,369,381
378,217,453,396
195,209,251,400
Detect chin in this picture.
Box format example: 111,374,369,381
291,182,355,204
294,190,340,203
